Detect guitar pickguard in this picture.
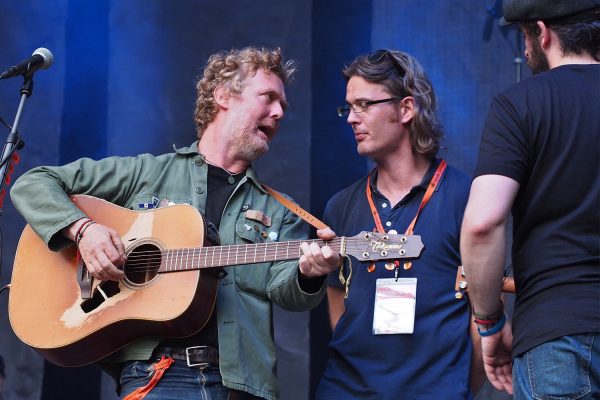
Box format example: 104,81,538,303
60,210,156,329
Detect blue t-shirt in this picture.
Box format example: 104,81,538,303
316,160,473,400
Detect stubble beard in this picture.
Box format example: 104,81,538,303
230,123,269,162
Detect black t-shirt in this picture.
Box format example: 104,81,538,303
475,64,600,355
160,164,245,349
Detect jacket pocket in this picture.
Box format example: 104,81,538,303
232,217,273,300
129,193,191,210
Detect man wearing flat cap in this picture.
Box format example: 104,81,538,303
461,0,600,398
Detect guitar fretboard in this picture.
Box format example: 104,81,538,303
157,238,343,272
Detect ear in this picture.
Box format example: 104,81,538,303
399,96,415,124
537,21,551,49
213,85,231,110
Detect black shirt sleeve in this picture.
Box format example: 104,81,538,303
474,93,530,185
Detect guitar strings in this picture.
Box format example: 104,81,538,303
112,238,348,272
121,239,340,271
121,238,341,258
115,236,409,273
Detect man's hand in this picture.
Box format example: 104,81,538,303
65,218,126,281
481,321,514,395
299,228,340,277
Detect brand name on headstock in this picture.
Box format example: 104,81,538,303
370,240,404,252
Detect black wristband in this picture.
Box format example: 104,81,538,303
472,300,504,321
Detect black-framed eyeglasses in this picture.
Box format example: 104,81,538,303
368,49,406,78
336,97,401,118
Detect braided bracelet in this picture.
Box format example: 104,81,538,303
75,220,96,245
73,218,92,244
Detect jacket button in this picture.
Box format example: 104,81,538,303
194,157,204,166
195,186,204,194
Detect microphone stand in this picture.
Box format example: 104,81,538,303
0,73,31,216
483,1,524,84
0,74,33,297
514,29,523,83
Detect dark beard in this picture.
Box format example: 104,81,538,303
527,37,550,75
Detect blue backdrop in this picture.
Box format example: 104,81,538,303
0,1,523,399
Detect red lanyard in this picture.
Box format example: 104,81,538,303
365,159,447,272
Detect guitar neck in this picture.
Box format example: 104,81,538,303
158,238,337,272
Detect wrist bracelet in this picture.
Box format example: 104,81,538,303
477,313,506,337
472,300,504,321
473,316,501,325
76,220,96,245
73,218,92,244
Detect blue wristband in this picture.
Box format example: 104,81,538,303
477,313,506,337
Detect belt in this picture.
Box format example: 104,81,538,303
152,345,219,368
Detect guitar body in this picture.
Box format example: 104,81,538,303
9,195,217,366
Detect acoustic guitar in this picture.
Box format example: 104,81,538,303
9,195,424,367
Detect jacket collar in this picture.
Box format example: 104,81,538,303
174,141,267,194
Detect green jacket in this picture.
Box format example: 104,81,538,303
10,142,326,400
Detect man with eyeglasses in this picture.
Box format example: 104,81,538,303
315,50,480,399
461,0,600,397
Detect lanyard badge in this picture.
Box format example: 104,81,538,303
373,277,417,334
367,160,446,335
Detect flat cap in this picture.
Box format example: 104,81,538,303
500,0,600,26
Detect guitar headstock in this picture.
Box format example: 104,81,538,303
342,232,424,262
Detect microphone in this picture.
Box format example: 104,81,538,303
0,48,54,80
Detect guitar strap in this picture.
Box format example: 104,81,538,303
263,184,356,297
262,184,328,230
263,160,446,233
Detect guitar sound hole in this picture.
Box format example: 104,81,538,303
124,243,162,285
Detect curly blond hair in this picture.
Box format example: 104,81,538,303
194,47,296,138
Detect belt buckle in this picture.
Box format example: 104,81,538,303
185,345,210,368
